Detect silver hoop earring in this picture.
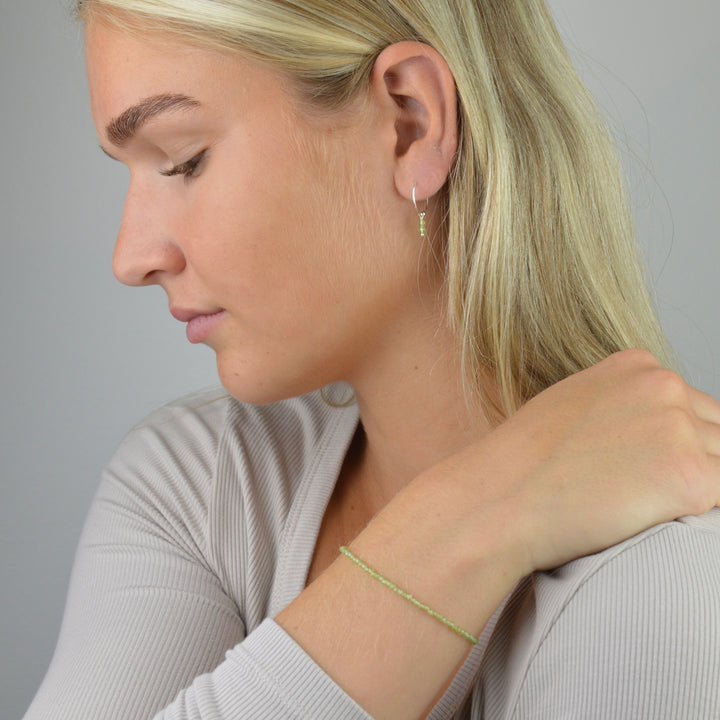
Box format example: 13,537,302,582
412,185,428,239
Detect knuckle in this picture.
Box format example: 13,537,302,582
641,367,688,405
609,348,659,368
654,367,687,395
658,406,695,438
600,350,662,391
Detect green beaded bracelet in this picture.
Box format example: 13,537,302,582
339,546,478,645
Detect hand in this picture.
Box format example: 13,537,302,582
431,349,720,578
281,350,720,720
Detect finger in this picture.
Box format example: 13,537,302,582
689,387,720,424
704,455,720,507
700,418,720,458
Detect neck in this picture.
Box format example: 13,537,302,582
304,289,492,585
347,313,490,514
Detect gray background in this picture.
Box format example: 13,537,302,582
1,1,718,717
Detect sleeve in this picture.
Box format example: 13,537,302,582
24,404,371,720
152,620,372,720
509,522,720,719
24,414,246,719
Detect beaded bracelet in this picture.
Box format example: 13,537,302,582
338,546,478,645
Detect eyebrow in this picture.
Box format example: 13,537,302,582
105,93,201,146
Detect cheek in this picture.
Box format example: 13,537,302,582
184,116,420,339
182,181,346,338
195,139,354,300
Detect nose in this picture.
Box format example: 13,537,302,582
112,185,186,286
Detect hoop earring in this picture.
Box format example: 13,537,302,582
412,185,428,239
320,385,356,408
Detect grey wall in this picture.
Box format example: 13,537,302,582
1,1,718,717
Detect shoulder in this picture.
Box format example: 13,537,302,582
97,386,233,532
479,510,720,719
92,385,357,560
99,384,358,523
108,385,232,479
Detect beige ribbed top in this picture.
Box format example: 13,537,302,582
24,387,720,719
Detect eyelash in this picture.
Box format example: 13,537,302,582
160,150,208,182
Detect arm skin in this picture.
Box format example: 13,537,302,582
277,469,526,720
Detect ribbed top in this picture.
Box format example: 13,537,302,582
24,387,720,719
476,512,720,719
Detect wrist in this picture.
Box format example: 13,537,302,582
349,465,529,640
277,460,531,720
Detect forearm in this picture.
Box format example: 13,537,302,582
277,468,525,720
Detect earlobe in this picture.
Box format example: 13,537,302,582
371,42,458,202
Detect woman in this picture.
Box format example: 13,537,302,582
25,1,720,718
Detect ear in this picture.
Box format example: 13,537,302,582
369,41,458,202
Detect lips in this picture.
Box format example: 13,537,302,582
170,307,227,343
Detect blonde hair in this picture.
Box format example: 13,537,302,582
76,0,674,419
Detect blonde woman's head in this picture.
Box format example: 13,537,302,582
76,0,673,420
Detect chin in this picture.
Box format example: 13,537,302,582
215,350,322,407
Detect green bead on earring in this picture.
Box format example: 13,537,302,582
412,185,429,239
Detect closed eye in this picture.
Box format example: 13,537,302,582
160,149,208,182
